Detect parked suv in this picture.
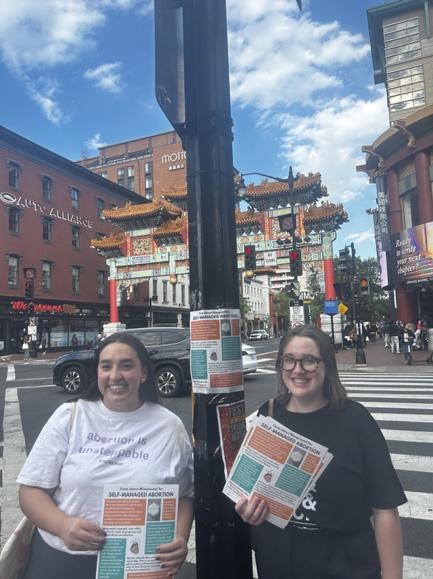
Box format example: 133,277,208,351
53,328,191,398
249,329,269,341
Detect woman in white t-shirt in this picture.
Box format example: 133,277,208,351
18,332,194,579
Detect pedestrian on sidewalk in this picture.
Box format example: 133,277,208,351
17,332,194,579
389,321,400,354
420,321,429,351
403,323,415,365
22,337,30,363
235,325,407,579
40,332,47,355
380,318,390,348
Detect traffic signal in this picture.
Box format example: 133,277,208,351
339,247,351,274
24,281,34,300
244,245,256,271
289,249,302,276
360,278,370,296
333,282,352,301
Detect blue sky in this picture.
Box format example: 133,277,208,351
0,0,390,259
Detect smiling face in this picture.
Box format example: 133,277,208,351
97,343,148,412
281,336,326,412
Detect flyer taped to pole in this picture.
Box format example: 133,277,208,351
96,484,179,579
190,309,243,394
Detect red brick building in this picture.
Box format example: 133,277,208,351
76,130,186,201
0,125,149,355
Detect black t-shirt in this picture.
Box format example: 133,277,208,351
258,399,406,533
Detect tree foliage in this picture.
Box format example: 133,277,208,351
307,272,325,323
273,290,291,332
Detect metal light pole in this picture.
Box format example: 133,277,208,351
351,242,367,365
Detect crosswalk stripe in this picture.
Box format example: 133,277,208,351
362,401,433,409
371,413,433,422
391,454,433,472
6,364,15,382
349,393,433,399
399,490,433,521
382,429,433,443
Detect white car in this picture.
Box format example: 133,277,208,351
242,343,258,374
249,329,269,341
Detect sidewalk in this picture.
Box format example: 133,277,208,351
335,336,433,373
0,350,68,364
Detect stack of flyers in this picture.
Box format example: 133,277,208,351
223,415,333,529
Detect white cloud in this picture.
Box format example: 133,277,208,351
84,62,124,93
344,230,375,244
26,77,70,126
0,0,105,74
227,0,370,110
277,91,389,204
85,133,108,150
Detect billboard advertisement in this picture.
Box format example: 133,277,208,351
390,221,433,285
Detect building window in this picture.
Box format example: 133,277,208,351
8,161,21,190
97,271,105,296
100,171,108,178
383,17,421,67
117,168,125,186
41,175,53,202
71,188,80,211
145,162,152,174
109,203,118,210
127,166,135,191
153,279,158,301
8,255,19,287
42,217,53,242
96,198,105,219
387,65,426,113
42,261,52,291
8,207,20,235
133,283,139,301
401,189,420,228
72,267,80,293
163,280,168,303
72,226,81,249
181,284,185,306
172,283,177,304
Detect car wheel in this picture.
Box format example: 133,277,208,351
156,367,183,398
62,366,85,394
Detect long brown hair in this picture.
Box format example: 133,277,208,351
81,332,160,405
275,325,347,409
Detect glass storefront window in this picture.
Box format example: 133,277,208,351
85,320,100,346
70,324,86,347
50,321,68,347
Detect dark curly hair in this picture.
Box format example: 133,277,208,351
81,332,159,405
275,325,347,409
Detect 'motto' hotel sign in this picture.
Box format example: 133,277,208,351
0,192,93,228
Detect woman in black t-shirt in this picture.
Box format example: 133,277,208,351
235,325,406,579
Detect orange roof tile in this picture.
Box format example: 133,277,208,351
90,231,126,249
153,216,185,238
304,201,349,223
244,173,324,197
102,200,182,221
235,207,263,225
161,185,188,200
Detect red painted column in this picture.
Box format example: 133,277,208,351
324,259,335,300
415,151,433,224
322,233,335,300
110,279,119,323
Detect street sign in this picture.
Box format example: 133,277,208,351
290,300,304,322
27,326,37,335
299,291,310,300
29,317,37,326
338,303,349,315
264,251,277,267
324,300,339,315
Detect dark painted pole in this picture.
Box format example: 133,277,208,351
351,242,367,364
182,0,253,577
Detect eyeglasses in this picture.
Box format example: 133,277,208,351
279,355,322,373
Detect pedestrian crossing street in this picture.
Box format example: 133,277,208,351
253,364,433,577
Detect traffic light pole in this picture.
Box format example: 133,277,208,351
351,243,367,365
182,1,252,577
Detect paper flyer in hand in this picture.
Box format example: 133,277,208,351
223,415,333,529
96,484,179,579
